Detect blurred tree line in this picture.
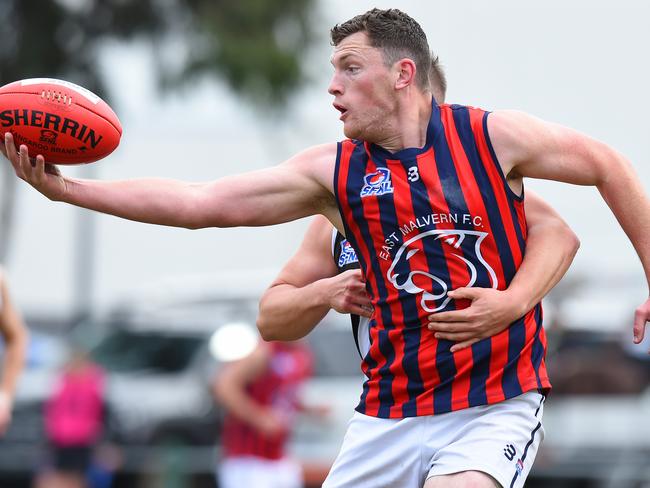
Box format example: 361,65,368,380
0,0,317,261
0,0,317,106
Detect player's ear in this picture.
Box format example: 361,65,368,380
394,58,417,90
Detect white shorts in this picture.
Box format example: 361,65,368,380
323,391,545,488
218,456,302,488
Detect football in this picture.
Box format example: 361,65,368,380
0,78,122,164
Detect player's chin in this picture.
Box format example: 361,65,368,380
342,122,361,140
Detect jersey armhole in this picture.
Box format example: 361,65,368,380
483,112,525,203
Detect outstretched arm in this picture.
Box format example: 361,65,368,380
488,110,650,345
257,215,372,341
1,133,339,229
0,270,28,435
428,191,579,351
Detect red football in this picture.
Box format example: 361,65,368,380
0,78,121,164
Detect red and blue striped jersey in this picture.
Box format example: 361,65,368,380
333,101,550,418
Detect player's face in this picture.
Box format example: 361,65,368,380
328,32,397,142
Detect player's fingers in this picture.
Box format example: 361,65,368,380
432,331,474,342
447,287,480,300
34,155,46,182
450,338,480,353
427,310,468,322
355,293,373,307
18,145,33,178
343,269,365,284
346,303,373,317
4,133,19,167
633,308,647,344
427,321,469,332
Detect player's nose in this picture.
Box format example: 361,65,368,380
328,74,343,96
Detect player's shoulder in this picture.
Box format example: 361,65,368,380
289,142,338,165
486,109,549,148
283,143,338,191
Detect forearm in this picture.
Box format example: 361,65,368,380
597,165,650,291
61,177,211,229
258,282,331,341
507,225,580,314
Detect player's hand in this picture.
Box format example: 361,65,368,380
2,132,67,201
325,269,373,317
255,408,288,438
0,392,12,436
427,287,525,352
632,296,650,353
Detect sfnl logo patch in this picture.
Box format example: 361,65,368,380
360,168,394,198
338,239,359,267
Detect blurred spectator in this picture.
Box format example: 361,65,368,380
35,349,106,488
0,265,28,436
213,339,326,488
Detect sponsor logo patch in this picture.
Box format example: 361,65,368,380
360,168,394,197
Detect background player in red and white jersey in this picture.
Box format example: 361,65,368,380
4,7,650,488
213,339,326,488
0,266,28,436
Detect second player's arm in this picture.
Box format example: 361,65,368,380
258,215,371,341
428,191,580,351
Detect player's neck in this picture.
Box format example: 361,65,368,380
375,93,432,153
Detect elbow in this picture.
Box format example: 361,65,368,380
257,293,284,341
568,230,581,258
256,315,280,342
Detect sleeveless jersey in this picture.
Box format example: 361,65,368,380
331,230,370,359
333,100,550,419
221,342,313,460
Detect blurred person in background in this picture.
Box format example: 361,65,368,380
0,265,28,435
35,349,106,488
213,338,326,488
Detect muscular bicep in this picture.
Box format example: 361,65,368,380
270,215,340,289
488,110,626,187
192,144,338,228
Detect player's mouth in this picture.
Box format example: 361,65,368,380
333,103,348,121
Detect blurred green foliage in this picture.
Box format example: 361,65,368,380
0,0,317,108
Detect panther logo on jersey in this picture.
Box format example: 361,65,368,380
386,229,498,312
360,168,394,197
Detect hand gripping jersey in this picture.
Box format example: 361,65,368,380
334,100,550,419
221,342,313,460
331,230,370,359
